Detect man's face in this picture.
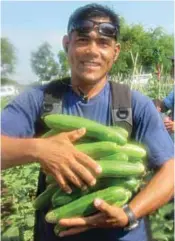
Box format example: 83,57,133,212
64,17,120,85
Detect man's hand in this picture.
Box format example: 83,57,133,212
35,128,102,193
164,119,174,133
58,199,128,237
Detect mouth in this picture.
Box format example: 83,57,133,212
81,61,101,68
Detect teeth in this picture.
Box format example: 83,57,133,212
83,62,99,66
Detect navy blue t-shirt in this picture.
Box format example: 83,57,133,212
1,82,174,241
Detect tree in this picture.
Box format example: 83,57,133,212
57,50,70,78
30,42,59,82
1,38,16,78
110,19,174,79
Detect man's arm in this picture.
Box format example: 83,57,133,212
1,130,102,193
129,158,174,218
1,135,39,169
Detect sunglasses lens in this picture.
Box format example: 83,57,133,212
100,23,116,36
71,20,117,38
76,21,93,33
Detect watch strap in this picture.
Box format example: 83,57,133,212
122,204,139,230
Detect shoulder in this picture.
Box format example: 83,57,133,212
12,84,48,110
130,90,174,168
131,90,153,115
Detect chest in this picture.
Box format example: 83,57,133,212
62,90,112,126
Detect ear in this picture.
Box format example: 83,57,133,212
62,35,69,53
114,43,121,62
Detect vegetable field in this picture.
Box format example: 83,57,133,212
1,77,174,241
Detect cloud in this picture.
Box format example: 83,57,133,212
2,28,64,84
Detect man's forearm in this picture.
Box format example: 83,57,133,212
1,135,40,169
129,158,174,219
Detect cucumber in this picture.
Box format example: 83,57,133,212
46,175,55,185
115,143,146,158
100,153,128,162
111,126,128,139
45,186,131,223
53,191,130,236
33,183,58,210
98,160,146,178
46,159,145,185
42,130,96,144
43,114,127,145
42,129,60,138
52,187,90,208
52,177,140,208
54,225,67,236
76,141,117,159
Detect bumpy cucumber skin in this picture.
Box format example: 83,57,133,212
43,114,127,145
45,187,131,223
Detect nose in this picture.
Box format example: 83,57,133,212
85,31,100,57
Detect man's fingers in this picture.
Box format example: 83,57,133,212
66,128,86,142
70,162,96,187
61,164,86,190
94,199,119,218
59,213,105,227
75,151,102,175
54,173,72,194
59,226,91,237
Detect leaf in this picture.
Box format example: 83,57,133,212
152,231,169,241
2,226,19,238
158,203,174,218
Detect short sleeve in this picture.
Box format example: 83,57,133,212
132,91,174,168
163,90,174,110
1,86,44,138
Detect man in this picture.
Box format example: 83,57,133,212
1,3,174,241
160,57,174,137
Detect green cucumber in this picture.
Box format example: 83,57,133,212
43,114,127,145
53,190,130,236
115,143,146,158
98,160,146,178
52,177,140,208
42,129,60,138
100,153,128,162
76,141,117,159
46,175,55,185
33,183,58,210
111,126,128,139
45,186,131,223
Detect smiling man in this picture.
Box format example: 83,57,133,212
1,3,174,241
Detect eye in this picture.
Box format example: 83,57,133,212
77,37,88,43
99,38,111,46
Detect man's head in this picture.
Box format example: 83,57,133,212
63,4,121,85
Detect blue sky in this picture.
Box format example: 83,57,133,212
2,0,174,84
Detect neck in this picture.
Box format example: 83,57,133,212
71,76,108,100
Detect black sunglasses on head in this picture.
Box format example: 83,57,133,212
68,20,118,39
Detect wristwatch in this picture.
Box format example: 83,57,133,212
122,204,139,231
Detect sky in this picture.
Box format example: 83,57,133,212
1,0,174,84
